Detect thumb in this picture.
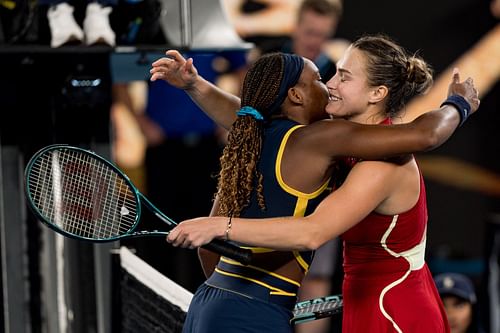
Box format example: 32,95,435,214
452,67,460,84
185,58,194,72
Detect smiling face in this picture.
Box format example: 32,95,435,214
324,46,379,122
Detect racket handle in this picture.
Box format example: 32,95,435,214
203,239,252,265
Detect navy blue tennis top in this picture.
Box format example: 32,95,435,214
207,118,332,309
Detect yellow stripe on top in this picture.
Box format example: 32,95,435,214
275,125,331,271
214,268,297,296
221,257,301,287
275,125,331,201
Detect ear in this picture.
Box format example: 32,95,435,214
369,85,388,104
287,86,304,105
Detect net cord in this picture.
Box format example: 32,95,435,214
119,246,193,312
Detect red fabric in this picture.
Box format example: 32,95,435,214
340,117,449,332
341,174,449,332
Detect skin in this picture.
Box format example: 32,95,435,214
292,8,338,62
154,44,479,333
442,296,473,333
161,50,480,252
149,46,479,293
326,46,388,122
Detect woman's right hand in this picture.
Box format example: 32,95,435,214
150,50,199,90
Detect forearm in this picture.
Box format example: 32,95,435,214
186,76,240,130
410,104,461,151
311,104,462,160
227,216,323,251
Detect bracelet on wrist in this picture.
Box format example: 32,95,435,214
225,216,233,241
440,95,471,127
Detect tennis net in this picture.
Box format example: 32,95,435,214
117,246,193,333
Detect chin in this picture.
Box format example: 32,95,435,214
326,110,343,119
326,107,342,118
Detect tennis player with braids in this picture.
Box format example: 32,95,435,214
152,35,479,332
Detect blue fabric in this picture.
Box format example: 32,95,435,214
267,54,304,115
280,40,336,82
207,264,298,308
237,106,264,121
182,283,293,333
146,51,247,138
440,94,471,127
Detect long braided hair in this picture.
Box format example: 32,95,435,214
215,53,303,217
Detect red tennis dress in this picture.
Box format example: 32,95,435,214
341,168,450,332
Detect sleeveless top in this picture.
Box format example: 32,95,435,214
207,118,332,308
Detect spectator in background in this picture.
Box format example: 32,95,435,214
259,0,343,83
39,0,116,47
434,273,486,333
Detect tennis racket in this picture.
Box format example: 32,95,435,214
24,144,252,265
292,294,343,325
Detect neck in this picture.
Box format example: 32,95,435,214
348,106,387,125
282,105,311,125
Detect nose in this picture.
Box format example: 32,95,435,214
326,74,339,91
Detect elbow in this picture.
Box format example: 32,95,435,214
297,231,326,251
294,216,332,251
305,239,324,251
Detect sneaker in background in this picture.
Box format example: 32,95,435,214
47,2,84,48
83,3,116,47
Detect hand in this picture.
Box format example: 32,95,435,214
166,217,227,249
149,50,199,90
447,67,480,114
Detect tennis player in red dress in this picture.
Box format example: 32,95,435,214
165,35,480,332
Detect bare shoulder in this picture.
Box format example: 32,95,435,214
349,160,402,185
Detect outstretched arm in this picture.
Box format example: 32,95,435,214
150,50,240,129
297,68,480,160
166,160,394,250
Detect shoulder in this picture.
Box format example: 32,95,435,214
293,118,358,139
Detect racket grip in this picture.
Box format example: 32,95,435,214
203,239,252,265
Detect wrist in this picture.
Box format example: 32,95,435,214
185,75,203,93
224,216,233,241
440,95,471,126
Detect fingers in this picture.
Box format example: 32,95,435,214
185,57,194,72
165,49,186,63
151,50,185,69
166,226,198,249
452,67,460,84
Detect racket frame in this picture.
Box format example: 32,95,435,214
291,294,343,325
25,144,149,242
23,144,251,265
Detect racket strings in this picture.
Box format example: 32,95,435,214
28,149,138,239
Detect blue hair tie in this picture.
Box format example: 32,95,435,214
236,106,264,121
